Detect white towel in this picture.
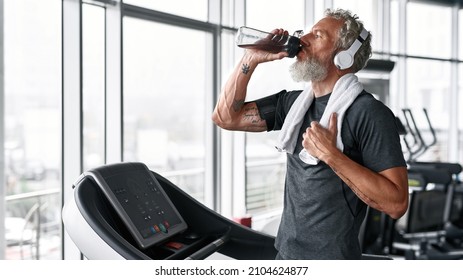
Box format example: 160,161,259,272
275,73,363,164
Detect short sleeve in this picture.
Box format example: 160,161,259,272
254,90,302,131
345,95,407,172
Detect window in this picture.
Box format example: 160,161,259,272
407,2,452,59
221,0,239,28
123,0,208,22
122,17,211,203
405,59,451,162
459,63,463,164
459,10,463,164
83,4,105,170
245,0,304,32
390,0,400,54
460,9,463,60
3,0,61,259
404,3,453,162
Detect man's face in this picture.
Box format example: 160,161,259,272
290,17,343,82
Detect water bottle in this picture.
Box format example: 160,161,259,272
235,26,303,58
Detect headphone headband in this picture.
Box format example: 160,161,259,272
348,28,369,56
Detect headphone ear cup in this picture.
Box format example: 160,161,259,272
333,50,354,70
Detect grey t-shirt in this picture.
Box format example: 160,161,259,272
255,89,406,259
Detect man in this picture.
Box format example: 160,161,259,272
212,8,408,259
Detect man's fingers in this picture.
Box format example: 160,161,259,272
329,113,337,134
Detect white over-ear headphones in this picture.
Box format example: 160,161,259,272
333,28,369,70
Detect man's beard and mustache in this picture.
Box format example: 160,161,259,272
289,56,330,82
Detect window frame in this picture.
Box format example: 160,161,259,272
121,3,220,210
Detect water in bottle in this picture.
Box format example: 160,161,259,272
235,26,302,58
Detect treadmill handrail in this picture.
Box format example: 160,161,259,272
185,228,231,260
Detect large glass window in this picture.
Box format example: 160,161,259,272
405,59,451,162
83,4,105,170
390,0,400,54
123,0,208,22
407,2,452,59
245,0,303,32
123,17,211,203
3,0,61,259
459,7,463,163
459,64,463,164
404,3,453,163
221,0,238,28
244,0,304,214
460,9,463,60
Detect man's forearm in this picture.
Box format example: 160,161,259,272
212,54,258,126
324,151,408,219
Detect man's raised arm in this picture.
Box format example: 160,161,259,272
212,29,288,132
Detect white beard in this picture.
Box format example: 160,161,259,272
289,58,328,82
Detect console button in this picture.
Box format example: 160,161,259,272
159,223,167,233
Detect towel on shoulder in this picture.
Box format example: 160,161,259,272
275,73,363,165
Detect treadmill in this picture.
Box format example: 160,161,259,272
62,162,277,260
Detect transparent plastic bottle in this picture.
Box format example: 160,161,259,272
235,26,303,58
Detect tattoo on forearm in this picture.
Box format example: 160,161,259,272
243,106,264,124
241,63,250,74
232,99,245,112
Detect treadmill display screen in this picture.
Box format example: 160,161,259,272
86,163,187,249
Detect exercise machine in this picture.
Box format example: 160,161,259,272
395,165,463,259
62,162,277,260
361,109,463,259
63,162,391,260
402,109,463,259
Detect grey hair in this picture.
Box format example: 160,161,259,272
325,8,372,72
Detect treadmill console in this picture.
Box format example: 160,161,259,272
84,162,187,249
